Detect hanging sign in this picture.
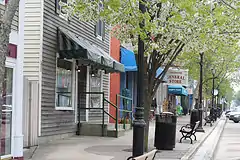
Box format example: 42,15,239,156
165,69,188,87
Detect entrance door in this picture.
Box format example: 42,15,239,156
1,66,14,156
77,66,87,121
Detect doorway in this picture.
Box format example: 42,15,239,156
77,66,87,121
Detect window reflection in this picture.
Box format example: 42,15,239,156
89,70,101,108
1,67,13,156
56,59,72,108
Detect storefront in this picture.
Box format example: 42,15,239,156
1,44,17,159
154,68,168,113
168,85,188,113
57,27,125,123
119,47,137,118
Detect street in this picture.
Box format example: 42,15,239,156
215,119,240,160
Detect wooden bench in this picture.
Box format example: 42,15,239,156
179,121,200,144
127,149,158,160
204,115,213,127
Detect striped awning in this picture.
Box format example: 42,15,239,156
57,27,125,73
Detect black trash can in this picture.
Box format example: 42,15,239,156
154,112,177,150
170,115,177,148
190,109,199,128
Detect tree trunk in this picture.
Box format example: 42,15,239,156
144,93,151,152
0,0,20,148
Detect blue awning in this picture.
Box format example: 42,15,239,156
120,47,137,72
168,85,188,96
156,68,167,82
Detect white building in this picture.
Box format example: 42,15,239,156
0,0,25,159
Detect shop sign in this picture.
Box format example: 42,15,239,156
187,88,193,94
8,43,17,58
166,69,188,86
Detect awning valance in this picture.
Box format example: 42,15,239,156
120,47,137,72
156,68,167,82
168,85,188,96
57,27,125,73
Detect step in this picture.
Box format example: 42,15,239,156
107,129,125,137
78,122,132,137
107,123,131,130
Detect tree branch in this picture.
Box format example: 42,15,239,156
151,42,185,98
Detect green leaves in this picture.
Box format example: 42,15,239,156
64,0,240,97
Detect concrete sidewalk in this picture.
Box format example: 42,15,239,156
24,115,216,160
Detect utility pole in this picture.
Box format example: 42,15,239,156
196,52,205,132
132,0,146,157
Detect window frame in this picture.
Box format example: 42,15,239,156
95,0,105,40
89,69,103,109
55,0,69,21
96,20,105,40
55,57,75,111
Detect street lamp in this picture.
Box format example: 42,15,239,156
196,52,204,132
132,0,146,157
211,68,216,108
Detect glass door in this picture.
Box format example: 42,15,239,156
1,67,13,156
89,70,102,108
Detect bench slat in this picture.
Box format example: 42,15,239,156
128,149,158,160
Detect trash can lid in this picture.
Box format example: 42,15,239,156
161,112,174,115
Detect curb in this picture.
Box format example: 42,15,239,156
181,117,225,160
210,117,227,160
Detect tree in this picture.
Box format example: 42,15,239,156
0,0,20,147
179,41,240,100
63,0,240,151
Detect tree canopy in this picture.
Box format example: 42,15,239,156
63,0,240,93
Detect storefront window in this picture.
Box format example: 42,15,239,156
89,70,102,108
56,59,73,109
1,67,13,156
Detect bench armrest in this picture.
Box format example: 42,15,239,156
127,156,133,160
127,149,159,160
180,124,191,131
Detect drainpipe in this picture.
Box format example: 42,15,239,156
13,0,24,159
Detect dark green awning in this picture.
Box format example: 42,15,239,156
57,27,125,73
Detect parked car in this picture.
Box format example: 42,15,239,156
227,108,240,118
225,110,231,115
230,114,240,123
226,111,232,118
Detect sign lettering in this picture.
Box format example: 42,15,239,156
165,69,188,86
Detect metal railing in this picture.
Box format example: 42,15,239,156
77,92,133,138
116,94,133,130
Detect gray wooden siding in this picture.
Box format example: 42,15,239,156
42,0,110,136
23,0,42,81
0,4,18,31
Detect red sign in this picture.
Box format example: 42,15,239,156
7,43,17,58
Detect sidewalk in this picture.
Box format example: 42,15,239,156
24,115,215,160
190,116,227,160
154,116,214,160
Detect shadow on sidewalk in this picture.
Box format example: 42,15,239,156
24,115,214,160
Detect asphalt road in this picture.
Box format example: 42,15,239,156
215,119,240,160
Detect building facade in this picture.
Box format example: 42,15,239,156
0,0,25,159
22,0,124,148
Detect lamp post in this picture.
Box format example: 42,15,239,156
132,0,146,157
196,52,204,132
211,68,216,108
